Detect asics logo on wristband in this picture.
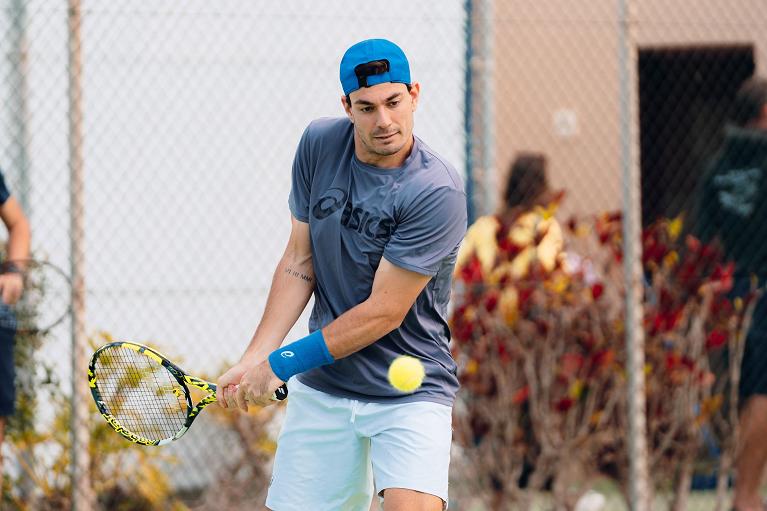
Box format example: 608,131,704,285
280,351,295,358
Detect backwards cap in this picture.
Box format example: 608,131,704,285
340,39,411,96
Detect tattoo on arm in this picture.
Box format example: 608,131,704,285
285,267,313,284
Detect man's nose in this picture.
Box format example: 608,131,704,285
374,107,392,128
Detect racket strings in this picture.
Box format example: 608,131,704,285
94,346,189,442
0,260,71,333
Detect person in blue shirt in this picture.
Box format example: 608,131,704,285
0,169,31,479
216,39,467,511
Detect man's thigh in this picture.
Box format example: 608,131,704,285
266,378,374,511
736,280,767,399
381,488,443,511
365,400,452,509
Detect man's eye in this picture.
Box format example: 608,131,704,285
360,107,373,113
388,101,400,108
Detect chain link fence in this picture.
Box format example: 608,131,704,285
0,1,765,510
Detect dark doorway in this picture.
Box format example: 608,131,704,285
639,46,755,226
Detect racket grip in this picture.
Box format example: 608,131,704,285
226,383,288,402
272,383,289,401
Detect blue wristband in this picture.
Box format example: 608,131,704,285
268,329,335,382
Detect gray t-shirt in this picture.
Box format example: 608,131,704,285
289,117,467,405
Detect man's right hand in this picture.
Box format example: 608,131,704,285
0,272,23,305
215,362,251,409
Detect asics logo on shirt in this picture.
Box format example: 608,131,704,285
313,188,348,218
312,187,395,240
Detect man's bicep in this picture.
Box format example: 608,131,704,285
289,215,312,256
370,258,432,317
282,216,314,279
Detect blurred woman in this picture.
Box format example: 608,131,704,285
456,152,563,283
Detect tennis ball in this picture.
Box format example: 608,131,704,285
388,355,425,393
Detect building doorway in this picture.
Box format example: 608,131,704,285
639,45,755,226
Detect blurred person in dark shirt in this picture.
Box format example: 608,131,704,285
696,77,767,511
0,169,31,480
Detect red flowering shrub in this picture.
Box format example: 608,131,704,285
450,211,758,508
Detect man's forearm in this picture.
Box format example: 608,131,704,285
241,253,314,362
319,260,430,359
267,295,403,383
322,297,403,359
266,259,430,384
6,216,30,264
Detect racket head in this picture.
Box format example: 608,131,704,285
0,258,72,334
88,341,211,446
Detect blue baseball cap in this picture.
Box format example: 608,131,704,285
340,39,411,96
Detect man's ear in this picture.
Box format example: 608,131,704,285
341,95,354,123
409,82,421,112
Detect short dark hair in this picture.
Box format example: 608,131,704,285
730,77,767,127
354,60,390,87
503,153,549,210
344,60,412,107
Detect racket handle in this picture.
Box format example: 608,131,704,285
272,383,289,401
229,383,288,401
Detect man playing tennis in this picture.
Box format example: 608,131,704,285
217,39,467,510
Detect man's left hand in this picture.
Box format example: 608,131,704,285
235,359,284,411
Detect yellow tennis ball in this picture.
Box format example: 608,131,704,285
388,355,425,393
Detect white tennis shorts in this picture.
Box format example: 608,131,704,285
265,377,453,511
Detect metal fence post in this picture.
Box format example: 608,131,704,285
618,0,651,509
67,1,93,509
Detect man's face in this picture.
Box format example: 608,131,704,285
342,81,420,167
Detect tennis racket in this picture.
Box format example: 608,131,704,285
88,341,289,446
0,258,71,334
